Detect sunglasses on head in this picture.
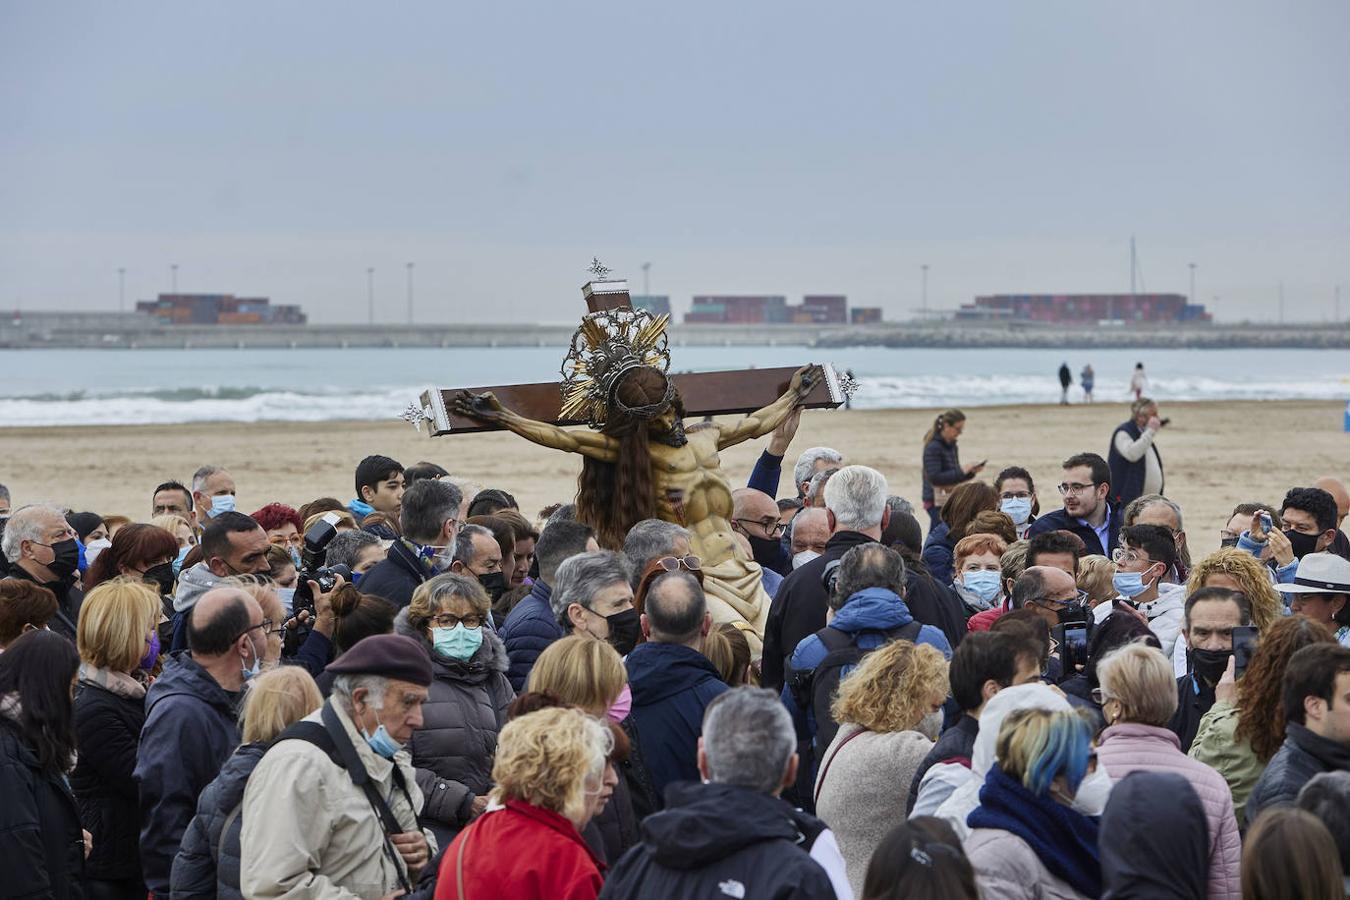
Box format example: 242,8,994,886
656,555,701,572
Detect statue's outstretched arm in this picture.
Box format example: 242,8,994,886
716,364,823,450
452,391,619,462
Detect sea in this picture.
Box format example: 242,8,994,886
1,346,1347,427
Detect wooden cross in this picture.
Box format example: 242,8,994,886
403,272,852,436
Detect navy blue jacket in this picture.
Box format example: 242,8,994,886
625,643,729,805
1108,419,1163,508
357,540,428,610
499,579,562,692
170,742,264,900
922,521,956,586
747,449,785,498
134,652,241,898
0,722,86,900
922,435,971,505
1026,505,1121,557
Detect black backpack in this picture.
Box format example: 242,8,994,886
789,620,922,753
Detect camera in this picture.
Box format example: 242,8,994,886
291,512,350,616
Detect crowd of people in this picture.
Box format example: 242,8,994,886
0,393,1348,900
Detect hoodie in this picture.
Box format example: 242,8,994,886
1100,771,1208,900
624,643,729,803
598,782,836,900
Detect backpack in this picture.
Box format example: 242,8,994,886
789,620,922,753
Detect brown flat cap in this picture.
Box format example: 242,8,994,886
325,634,433,686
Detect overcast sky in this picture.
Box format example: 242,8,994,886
3,1,1347,324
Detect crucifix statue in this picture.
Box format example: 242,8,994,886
404,263,853,652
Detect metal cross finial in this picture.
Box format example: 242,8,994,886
837,370,860,401
587,257,612,280
400,401,432,431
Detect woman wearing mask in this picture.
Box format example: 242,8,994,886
72,579,161,900
921,409,983,530
952,533,1008,617
1189,616,1334,826
923,481,1001,586
435,706,611,900
171,666,323,900
150,514,196,575
251,503,304,568
1093,643,1241,899
83,523,180,597
396,573,514,846
814,639,950,896
262,545,299,614
995,467,1039,540
964,708,1101,900
68,511,111,566
0,630,86,899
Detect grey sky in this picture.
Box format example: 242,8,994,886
3,1,1347,324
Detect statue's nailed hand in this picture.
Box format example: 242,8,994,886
453,390,504,421
789,364,824,400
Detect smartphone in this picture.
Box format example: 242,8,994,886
1232,626,1259,679
1159,417,1171,427
1052,623,1090,674
977,459,988,468
1259,513,1273,535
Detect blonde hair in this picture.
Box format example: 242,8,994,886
240,667,323,743
527,634,627,716
491,707,612,825
1077,555,1117,606
702,623,757,687
77,579,161,672
831,640,948,734
408,573,490,634
1186,548,1282,632
1095,641,1178,726
151,514,194,545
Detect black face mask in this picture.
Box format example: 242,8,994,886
605,608,642,657
42,538,81,582
143,562,176,597
1189,648,1232,685
477,571,508,603
1284,529,1321,560
745,533,789,576
1056,603,1089,625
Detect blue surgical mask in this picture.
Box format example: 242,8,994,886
1113,570,1156,599
289,547,302,569
364,723,403,759
209,494,236,518
1000,497,1033,526
961,570,1003,603
433,623,483,661
276,587,296,616
350,571,363,587
173,544,192,575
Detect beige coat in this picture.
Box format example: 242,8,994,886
965,828,1091,900
240,704,435,900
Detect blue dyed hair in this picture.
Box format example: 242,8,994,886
997,708,1094,797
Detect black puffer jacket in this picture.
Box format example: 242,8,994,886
70,676,147,885
1246,722,1350,825
394,609,514,840
599,781,834,900
169,742,265,900
0,721,85,900
922,434,970,505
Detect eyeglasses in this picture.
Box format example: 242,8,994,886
235,619,274,642
1000,491,1032,500
1031,590,1090,610
430,612,484,629
1057,482,1097,496
656,555,702,573
444,518,466,534
1090,688,1114,705
1111,548,1152,566
733,517,786,537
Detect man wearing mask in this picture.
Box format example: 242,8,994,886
360,479,464,609
731,488,791,576
1238,487,1341,586
449,523,508,608
995,466,1038,540
789,507,830,570
1027,452,1121,556
1167,587,1249,752
190,465,238,527
169,511,272,652
550,550,641,656
1108,397,1165,508
1283,553,1350,646
1008,566,1084,632
1107,524,1183,658
135,588,263,899
0,505,83,641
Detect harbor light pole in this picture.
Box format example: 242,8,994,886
1188,263,1196,306
406,262,414,324
118,267,126,312
921,264,929,317
642,262,651,298
170,264,178,295
367,268,375,325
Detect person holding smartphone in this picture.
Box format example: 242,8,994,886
1107,397,1165,509
1166,587,1251,753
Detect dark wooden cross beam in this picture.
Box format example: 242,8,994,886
404,275,850,437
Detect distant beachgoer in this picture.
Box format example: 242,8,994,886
1130,363,1147,401
1081,365,1095,403
1058,363,1072,405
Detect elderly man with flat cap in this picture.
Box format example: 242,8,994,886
241,634,438,899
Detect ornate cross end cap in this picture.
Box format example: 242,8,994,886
587,257,612,280
400,401,433,432
837,370,860,401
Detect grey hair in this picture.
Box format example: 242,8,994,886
832,543,907,610
702,687,796,794
621,519,690,587
453,524,494,566
1125,493,1184,531
192,465,228,493
886,495,916,519
805,467,840,505
550,550,631,623
0,483,9,505
822,465,889,531
331,673,388,712
400,479,463,544
793,447,844,493
1009,568,1048,610
1,505,63,564
413,572,490,619
323,529,382,570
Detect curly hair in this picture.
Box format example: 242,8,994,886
831,640,949,734
250,502,303,534
1186,548,1283,632
1077,554,1116,606
491,706,613,824
1234,616,1335,761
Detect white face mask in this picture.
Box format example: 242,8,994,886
85,538,112,564
792,550,821,570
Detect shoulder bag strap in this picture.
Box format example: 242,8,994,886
813,725,868,808
455,820,473,900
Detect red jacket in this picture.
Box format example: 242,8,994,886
435,799,604,900
966,605,1005,632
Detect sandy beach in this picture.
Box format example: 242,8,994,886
2,399,1345,555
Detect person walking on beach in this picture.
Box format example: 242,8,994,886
1130,362,1147,401
1058,363,1072,405
921,410,982,530
1108,397,1165,509
1080,364,1095,403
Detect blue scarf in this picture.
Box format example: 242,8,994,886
968,764,1101,898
